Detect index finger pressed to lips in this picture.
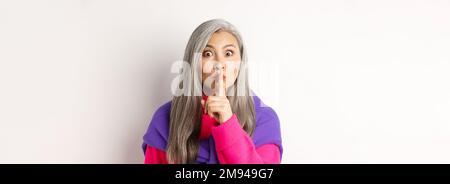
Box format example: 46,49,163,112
215,64,226,97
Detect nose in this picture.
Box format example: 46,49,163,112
213,54,228,73
213,63,224,72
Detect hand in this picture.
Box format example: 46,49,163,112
201,68,232,123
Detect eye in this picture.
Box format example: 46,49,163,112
203,50,213,57
225,50,233,57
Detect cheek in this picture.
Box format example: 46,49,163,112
225,62,240,86
201,58,214,74
202,73,211,84
200,59,209,83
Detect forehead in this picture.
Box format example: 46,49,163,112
206,31,239,47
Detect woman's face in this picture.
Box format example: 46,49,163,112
201,31,241,94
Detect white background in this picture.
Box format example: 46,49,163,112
1,0,449,163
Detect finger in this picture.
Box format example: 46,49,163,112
205,96,227,116
207,95,227,102
216,66,225,96
206,104,224,119
224,64,227,95
207,107,215,118
206,102,225,108
207,106,223,114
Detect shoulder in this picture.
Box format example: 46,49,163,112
151,101,172,124
142,100,172,150
252,95,280,126
251,95,282,152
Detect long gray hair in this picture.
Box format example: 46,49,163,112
167,19,256,164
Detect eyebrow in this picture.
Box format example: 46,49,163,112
205,44,237,49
